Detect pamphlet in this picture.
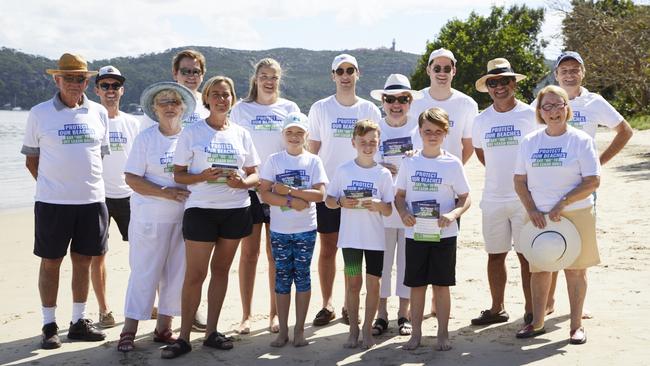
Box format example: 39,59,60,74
276,170,303,211
210,163,238,184
344,188,374,209
382,137,413,169
411,200,441,242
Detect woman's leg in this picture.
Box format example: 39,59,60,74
178,240,213,341
564,269,588,332
206,237,240,336
237,223,262,334
263,224,279,332
530,271,552,330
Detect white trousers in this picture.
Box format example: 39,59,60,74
124,220,186,320
380,228,409,299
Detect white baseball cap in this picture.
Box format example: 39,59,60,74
428,48,457,65
331,53,359,71
282,112,309,131
96,65,125,83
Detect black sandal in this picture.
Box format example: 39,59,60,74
398,317,412,336
203,331,234,350
371,318,388,336
160,338,192,359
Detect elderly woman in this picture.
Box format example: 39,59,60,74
230,58,300,334
117,82,194,352
514,85,600,344
368,74,423,337
161,76,260,359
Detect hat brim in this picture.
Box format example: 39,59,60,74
140,82,197,123
475,73,526,93
370,88,424,102
46,69,98,76
96,74,126,84
282,122,308,131
519,215,581,272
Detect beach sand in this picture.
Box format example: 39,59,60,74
1,129,648,365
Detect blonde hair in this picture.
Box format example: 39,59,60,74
418,107,449,132
201,76,237,110
353,119,381,138
244,58,282,103
535,85,573,125
172,49,206,74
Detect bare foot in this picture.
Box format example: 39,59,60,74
582,310,593,319
270,334,289,348
237,318,251,334
293,329,308,347
269,315,280,333
402,334,421,350
343,328,359,348
436,338,452,351
361,327,376,349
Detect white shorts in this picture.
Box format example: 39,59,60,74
480,200,526,254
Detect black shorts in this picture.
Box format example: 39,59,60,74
249,191,270,224
316,202,340,234
342,248,384,277
404,237,456,287
183,207,252,242
34,201,109,259
105,197,131,241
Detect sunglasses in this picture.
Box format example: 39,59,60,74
432,65,453,73
540,102,567,111
486,77,515,88
179,68,202,76
155,99,182,107
383,95,411,104
99,82,122,91
60,75,87,84
334,67,356,76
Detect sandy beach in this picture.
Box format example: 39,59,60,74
1,128,648,366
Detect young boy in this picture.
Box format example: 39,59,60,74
325,119,394,349
395,108,471,351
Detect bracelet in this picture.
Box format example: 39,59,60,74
286,193,293,208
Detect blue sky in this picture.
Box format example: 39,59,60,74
1,0,645,61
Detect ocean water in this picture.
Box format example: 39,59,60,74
0,111,35,210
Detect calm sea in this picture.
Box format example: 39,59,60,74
0,111,35,210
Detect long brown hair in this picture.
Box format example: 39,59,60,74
243,58,282,103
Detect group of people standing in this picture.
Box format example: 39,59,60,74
21,46,632,358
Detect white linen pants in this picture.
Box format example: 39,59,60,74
380,228,409,299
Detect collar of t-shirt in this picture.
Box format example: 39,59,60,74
53,92,90,111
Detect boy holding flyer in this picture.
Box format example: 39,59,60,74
325,119,394,349
394,108,471,351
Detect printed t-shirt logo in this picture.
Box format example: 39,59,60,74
568,111,587,129
109,131,127,151
59,123,96,144
346,180,377,195
484,125,521,147
160,152,175,173
332,118,357,138
531,148,567,167
204,142,238,164
182,112,201,127
449,120,455,128
411,170,442,192
251,115,283,131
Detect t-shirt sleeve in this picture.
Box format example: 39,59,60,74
242,129,261,168
514,138,528,175
229,104,242,125
395,158,409,190
452,161,470,196
594,95,624,129
311,156,329,186
288,101,301,114
259,154,275,182
100,112,111,156
124,133,146,176
326,168,340,197
578,135,601,177
172,129,193,166
463,100,479,139
471,116,482,149
380,170,395,203
21,110,40,155
370,104,382,124
308,103,322,142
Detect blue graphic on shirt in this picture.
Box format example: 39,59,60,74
282,169,310,189
109,131,127,151
332,118,357,138
160,152,175,173
484,125,521,147
204,142,238,164
411,170,442,192
531,147,567,167
58,123,96,144
449,120,455,128
251,115,283,131
182,112,201,127
569,111,587,129
346,180,377,196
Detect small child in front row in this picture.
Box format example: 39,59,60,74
259,112,328,347
394,107,471,351
325,119,394,349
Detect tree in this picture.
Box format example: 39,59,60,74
558,0,650,116
411,5,548,109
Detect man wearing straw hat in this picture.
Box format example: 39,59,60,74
470,58,539,327
22,53,110,349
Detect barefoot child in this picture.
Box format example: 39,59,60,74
325,119,394,349
259,112,328,347
395,108,471,351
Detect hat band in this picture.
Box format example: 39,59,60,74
385,84,411,91
487,67,514,75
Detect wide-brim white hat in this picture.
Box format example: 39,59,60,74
519,215,581,272
370,73,423,101
140,82,196,123
475,57,527,93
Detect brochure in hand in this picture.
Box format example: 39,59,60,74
411,200,441,242
210,163,238,184
276,170,303,211
344,188,374,209
382,137,413,169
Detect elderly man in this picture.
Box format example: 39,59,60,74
470,58,539,327
90,65,141,328
22,53,109,349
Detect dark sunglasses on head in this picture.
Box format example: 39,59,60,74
99,82,122,91
179,67,202,76
60,75,87,84
155,99,181,107
486,76,515,88
334,67,356,76
432,65,453,73
383,95,411,104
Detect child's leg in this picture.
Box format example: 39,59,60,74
269,232,292,347
404,286,426,350
362,249,384,348
342,248,363,348
433,285,451,351
293,230,317,347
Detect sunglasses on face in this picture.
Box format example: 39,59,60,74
99,82,122,91
383,95,411,104
432,65,452,73
486,77,514,88
334,67,356,76
155,99,181,107
540,102,567,111
60,75,87,84
179,68,202,76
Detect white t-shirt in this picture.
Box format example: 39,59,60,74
139,94,210,130
515,126,600,212
102,112,141,198
327,160,394,250
410,88,478,160
124,125,185,222
259,150,328,234
230,98,300,166
173,120,261,209
472,100,539,202
531,87,623,139
395,152,470,239
308,95,382,179
377,117,422,228
21,94,110,204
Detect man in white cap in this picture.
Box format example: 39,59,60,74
22,53,109,349
308,53,381,326
470,58,539,327
90,65,141,328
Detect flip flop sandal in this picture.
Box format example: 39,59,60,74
371,318,388,336
397,317,412,336
117,332,135,352
153,328,177,344
161,338,192,359
569,327,587,344
203,331,234,350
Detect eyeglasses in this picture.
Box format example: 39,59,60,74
155,99,182,107
179,68,202,76
540,102,567,111
432,65,452,73
383,95,411,104
59,75,87,84
486,77,514,88
334,67,356,76
99,82,122,91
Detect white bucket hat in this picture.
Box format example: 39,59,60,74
519,216,582,272
370,74,423,101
